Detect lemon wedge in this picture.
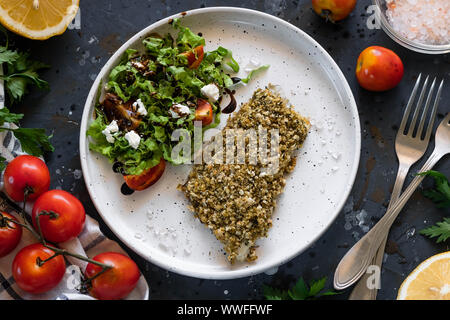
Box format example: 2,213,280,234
397,251,450,300
0,0,79,40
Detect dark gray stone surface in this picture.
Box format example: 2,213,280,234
11,0,449,300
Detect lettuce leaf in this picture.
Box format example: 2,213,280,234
241,65,270,84
87,20,260,176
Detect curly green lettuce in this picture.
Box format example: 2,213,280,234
87,19,267,176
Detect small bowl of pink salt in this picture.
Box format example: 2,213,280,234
373,0,450,54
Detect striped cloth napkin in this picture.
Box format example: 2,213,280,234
0,66,149,300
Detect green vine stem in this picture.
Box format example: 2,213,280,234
0,192,112,292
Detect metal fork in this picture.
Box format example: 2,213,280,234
334,80,446,291
348,74,441,299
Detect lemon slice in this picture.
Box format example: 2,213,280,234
397,251,450,300
0,0,79,40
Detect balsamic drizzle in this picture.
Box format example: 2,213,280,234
121,183,135,195
221,88,237,114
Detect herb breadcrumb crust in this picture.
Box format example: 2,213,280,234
179,87,310,263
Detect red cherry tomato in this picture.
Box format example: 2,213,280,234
181,45,204,69
124,158,166,191
194,98,213,126
32,190,86,243
356,46,404,92
0,212,22,258
12,243,66,294
85,252,140,300
3,155,50,202
312,0,357,22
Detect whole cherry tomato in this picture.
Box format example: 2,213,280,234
85,252,140,300
356,46,404,92
3,155,50,202
180,45,204,69
124,158,166,191
194,98,213,126
312,0,357,22
0,212,22,258
32,190,86,243
12,243,66,294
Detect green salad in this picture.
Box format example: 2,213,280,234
87,19,267,177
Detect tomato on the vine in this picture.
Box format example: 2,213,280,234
32,190,86,243
12,243,66,294
85,252,140,300
0,212,22,258
3,155,50,202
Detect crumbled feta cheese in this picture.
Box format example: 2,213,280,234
101,120,119,143
169,104,191,118
200,83,220,102
133,98,147,116
124,130,141,149
106,120,119,133
104,134,115,144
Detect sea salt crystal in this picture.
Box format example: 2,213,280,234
406,227,416,239
134,233,143,240
264,266,279,275
314,121,323,130
244,56,261,72
159,243,169,251
331,152,341,161
386,0,450,45
73,169,82,180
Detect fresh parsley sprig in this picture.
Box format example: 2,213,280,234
0,49,49,104
0,29,53,168
0,156,6,172
0,107,54,158
419,171,450,243
263,276,339,300
420,218,450,243
0,29,49,104
419,171,450,209
0,106,23,125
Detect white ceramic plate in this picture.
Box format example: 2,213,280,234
80,7,361,279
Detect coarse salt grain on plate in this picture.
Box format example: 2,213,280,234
385,0,450,45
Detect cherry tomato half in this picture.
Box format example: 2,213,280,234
0,212,22,258
312,0,357,22
32,190,86,243
124,158,166,191
85,252,140,300
194,98,213,126
3,155,50,202
12,243,66,294
356,46,404,92
180,45,204,69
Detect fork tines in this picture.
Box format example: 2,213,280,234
399,74,444,140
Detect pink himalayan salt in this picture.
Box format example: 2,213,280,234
385,0,450,45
